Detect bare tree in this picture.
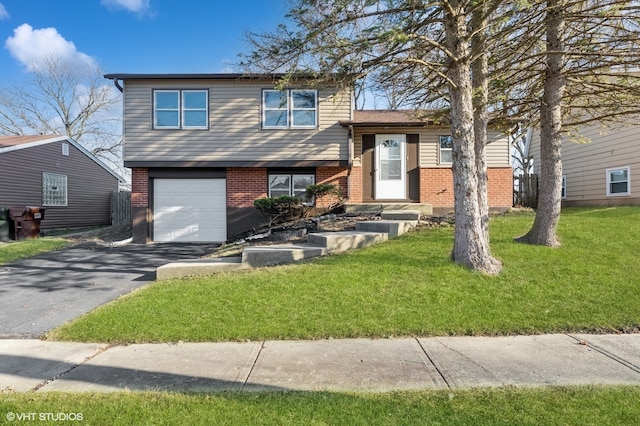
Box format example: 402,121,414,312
0,56,123,172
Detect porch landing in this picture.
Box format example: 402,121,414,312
345,203,433,216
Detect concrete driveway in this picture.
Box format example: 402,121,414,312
0,242,218,338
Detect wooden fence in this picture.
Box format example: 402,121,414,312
110,191,131,225
514,174,538,208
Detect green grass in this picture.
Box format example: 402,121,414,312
0,386,639,425
0,238,70,264
49,206,640,343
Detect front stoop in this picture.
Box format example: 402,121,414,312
155,211,421,279
345,203,432,216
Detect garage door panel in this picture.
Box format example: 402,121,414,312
154,179,226,242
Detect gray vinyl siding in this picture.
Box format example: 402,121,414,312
528,123,640,205
352,127,511,167
0,141,119,230
122,79,352,163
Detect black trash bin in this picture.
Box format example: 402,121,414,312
0,207,9,242
8,206,46,240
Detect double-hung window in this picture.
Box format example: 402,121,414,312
439,135,453,164
42,172,67,206
268,173,315,205
561,175,567,199
262,89,317,129
606,166,630,196
154,89,208,129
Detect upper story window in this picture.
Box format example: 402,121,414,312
153,89,208,129
262,89,317,129
439,135,453,164
606,166,630,196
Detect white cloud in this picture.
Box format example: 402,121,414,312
4,23,98,72
101,0,150,13
0,3,9,20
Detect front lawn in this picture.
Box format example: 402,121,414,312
1,386,639,425
49,207,640,343
0,238,70,265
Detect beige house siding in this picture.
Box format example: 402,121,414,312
122,79,352,164
351,127,511,167
528,123,640,205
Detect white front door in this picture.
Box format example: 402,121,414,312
375,134,406,199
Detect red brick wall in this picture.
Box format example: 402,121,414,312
227,168,268,208
420,168,454,207
348,166,363,203
487,167,513,208
316,166,349,207
131,168,149,207
419,167,513,208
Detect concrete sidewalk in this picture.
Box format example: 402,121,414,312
1,334,639,393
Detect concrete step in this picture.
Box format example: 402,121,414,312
345,203,433,215
307,231,388,253
355,220,417,238
380,210,421,221
156,257,246,280
242,244,327,268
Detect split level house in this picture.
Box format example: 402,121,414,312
105,73,514,244
526,121,640,207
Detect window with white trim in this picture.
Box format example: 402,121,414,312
42,172,68,206
153,89,208,129
439,135,453,164
62,143,69,156
606,166,630,196
268,173,315,205
262,89,317,129
561,175,567,199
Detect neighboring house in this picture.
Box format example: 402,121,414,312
526,122,640,206
105,73,513,243
0,135,126,230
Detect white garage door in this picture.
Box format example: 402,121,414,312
154,179,226,242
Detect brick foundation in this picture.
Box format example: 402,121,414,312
226,168,268,208
420,168,454,206
348,166,363,203
487,167,514,208
419,167,513,208
316,166,349,208
131,168,149,208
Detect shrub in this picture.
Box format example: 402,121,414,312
305,183,343,210
253,195,305,226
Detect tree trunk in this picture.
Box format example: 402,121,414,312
471,4,491,241
445,2,502,274
516,0,565,247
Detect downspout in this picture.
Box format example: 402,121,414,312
111,78,123,93
347,124,354,200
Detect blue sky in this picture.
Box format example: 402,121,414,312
0,0,290,83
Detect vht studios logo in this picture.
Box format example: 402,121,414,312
6,412,84,421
